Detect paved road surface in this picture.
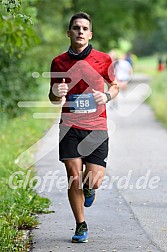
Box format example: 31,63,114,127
32,75,167,252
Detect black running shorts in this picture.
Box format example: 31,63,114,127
59,125,109,168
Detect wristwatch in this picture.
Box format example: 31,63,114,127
105,92,112,103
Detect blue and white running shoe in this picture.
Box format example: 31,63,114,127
83,186,95,207
72,223,88,243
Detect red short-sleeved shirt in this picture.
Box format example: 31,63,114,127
50,49,114,130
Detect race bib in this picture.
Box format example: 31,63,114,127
69,93,97,113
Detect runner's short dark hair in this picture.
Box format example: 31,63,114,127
69,12,92,30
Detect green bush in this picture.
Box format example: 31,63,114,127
0,53,40,117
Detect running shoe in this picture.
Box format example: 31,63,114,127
72,223,88,243
83,186,95,207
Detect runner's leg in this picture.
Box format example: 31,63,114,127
83,163,105,189
64,158,85,223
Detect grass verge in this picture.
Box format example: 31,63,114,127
135,55,167,128
147,71,167,128
0,104,56,251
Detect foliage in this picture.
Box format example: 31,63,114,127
0,0,40,117
0,54,41,117
0,0,39,56
22,0,167,56
57,0,167,53
132,17,167,56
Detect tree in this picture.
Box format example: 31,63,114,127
0,0,40,116
61,0,167,53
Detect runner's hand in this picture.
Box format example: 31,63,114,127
54,78,68,97
92,89,108,105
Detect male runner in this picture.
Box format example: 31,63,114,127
49,12,119,243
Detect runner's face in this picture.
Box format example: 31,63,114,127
67,18,92,49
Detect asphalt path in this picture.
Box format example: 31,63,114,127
32,74,167,252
